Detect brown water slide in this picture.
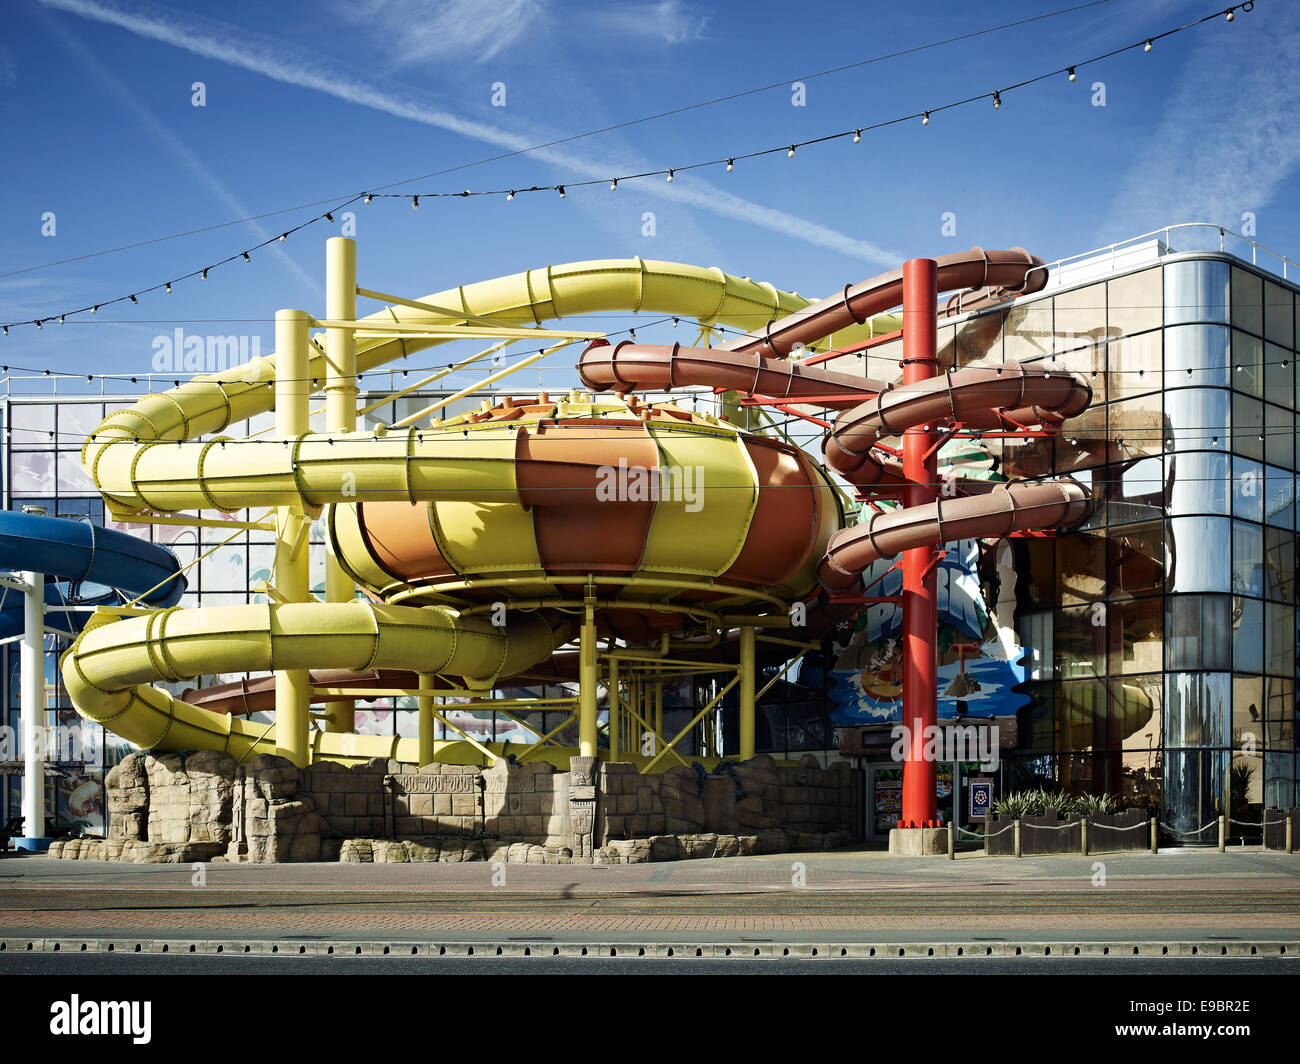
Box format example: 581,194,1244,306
578,338,886,405
581,248,1093,598
817,481,1088,593
716,247,1047,359
824,361,1092,492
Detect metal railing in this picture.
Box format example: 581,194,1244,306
1029,221,1300,289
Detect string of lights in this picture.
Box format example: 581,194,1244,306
0,2,1249,335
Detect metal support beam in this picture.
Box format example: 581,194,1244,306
899,258,940,830
274,309,312,769
324,237,358,735
739,626,756,760
20,566,46,845
578,585,598,758
417,673,436,768
608,659,620,761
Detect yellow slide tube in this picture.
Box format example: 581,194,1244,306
67,259,894,764
84,258,893,483
62,603,571,764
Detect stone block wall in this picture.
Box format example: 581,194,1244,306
599,755,856,843
52,751,859,864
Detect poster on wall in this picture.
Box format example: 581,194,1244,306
828,537,1030,732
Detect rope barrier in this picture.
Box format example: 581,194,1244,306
1159,820,1218,837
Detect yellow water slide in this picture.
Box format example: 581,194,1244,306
64,257,891,766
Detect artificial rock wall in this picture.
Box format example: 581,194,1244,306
48,751,858,864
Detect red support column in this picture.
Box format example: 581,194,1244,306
898,258,940,829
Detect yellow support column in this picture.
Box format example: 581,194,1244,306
274,308,311,768
609,660,620,761
418,673,436,768
579,588,598,758
739,626,756,761
323,237,358,734
654,680,663,755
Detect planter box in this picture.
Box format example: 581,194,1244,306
984,808,1147,855
1263,808,1298,851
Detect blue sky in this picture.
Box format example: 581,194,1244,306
1,0,1297,390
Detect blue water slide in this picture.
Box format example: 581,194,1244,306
0,512,185,638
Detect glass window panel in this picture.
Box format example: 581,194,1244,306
1265,342,1293,409
1113,674,1162,755
1053,405,1106,473
937,323,958,371
1108,392,1162,462
1165,671,1230,747
1264,280,1294,348
1107,595,1162,674
1232,676,1264,750
1058,679,1109,758
1232,393,1263,461
1054,283,1106,352
1232,520,1264,597
1232,330,1264,398
1231,266,1264,336
1265,465,1295,530
1166,516,1231,593
1164,593,1231,670
1264,526,1295,603
1018,682,1055,749
9,451,54,495
1108,520,1163,597
1015,537,1055,610
55,453,94,494
1002,295,1053,363
1164,324,1229,390
1107,458,1165,526
1166,260,1229,326
1053,605,1106,680
59,403,106,440
1056,531,1106,605
1266,601,1293,676
1163,747,1229,836
1166,450,1228,516
1165,387,1227,452
1232,456,1264,521
1044,341,1106,404
1264,676,1294,751
1108,267,1162,339
953,315,1002,368
1263,752,1295,808
1108,330,1161,400
1017,612,1053,681
200,546,247,594
1233,596,1264,671
1001,423,1055,479
1265,408,1293,470
10,404,55,449
861,336,902,384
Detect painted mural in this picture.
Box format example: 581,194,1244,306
828,536,1030,726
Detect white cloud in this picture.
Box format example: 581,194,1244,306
0,47,17,87
38,0,902,266
1102,7,1300,241
588,0,708,44
337,0,548,65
